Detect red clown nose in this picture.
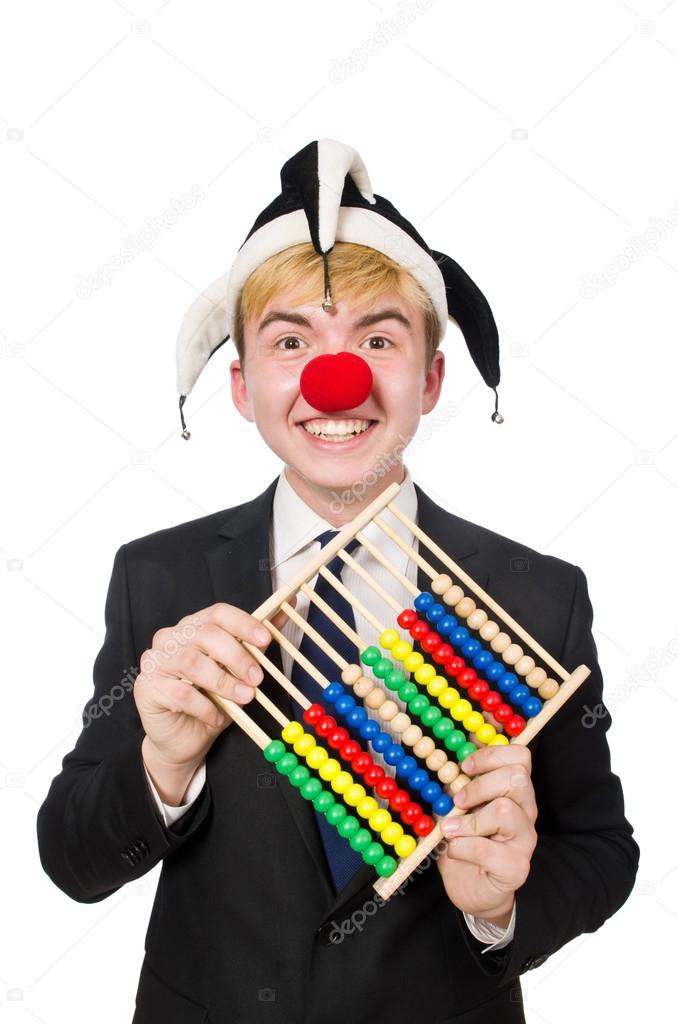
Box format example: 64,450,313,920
299,352,373,413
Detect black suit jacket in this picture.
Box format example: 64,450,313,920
36,477,639,1023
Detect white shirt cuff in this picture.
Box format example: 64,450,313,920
143,761,207,827
463,900,516,952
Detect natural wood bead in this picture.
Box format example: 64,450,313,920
379,700,399,722
438,761,460,785
390,712,410,734
539,678,559,700
342,664,362,685
413,736,435,759
467,609,488,630
432,574,453,595
402,725,423,746
479,621,500,641
443,585,464,606
490,632,511,653
450,773,470,794
455,596,476,618
426,749,448,772
354,676,375,699
503,643,523,665
365,688,386,709
526,667,547,688
515,655,536,677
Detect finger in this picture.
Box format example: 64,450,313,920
461,744,532,779
189,623,267,688
155,676,230,730
443,834,531,886
443,797,532,844
453,763,536,822
170,644,260,704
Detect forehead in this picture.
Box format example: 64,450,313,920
250,286,422,334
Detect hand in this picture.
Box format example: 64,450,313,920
436,745,538,925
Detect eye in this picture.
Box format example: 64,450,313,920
275,335,307,351
360,336,393,350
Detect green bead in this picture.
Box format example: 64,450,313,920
398,682,418,703
444,729,466,752
301,777,323,801
277,752,298,775
362,842,386,865
375,855,398,878
289,765,310,788
433,718,454,739
385,668,407,691
373,657,393,679
361,646,381,666
408,694,430,716
337,815,360,839
313,790,335,813
421,705,442,727
457,742,478,762
263,740,286,762
325,802,347,825
349,828,372,852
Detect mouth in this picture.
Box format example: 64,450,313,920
297,417,377,446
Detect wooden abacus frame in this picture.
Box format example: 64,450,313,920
206,481,590,901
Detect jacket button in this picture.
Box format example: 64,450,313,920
316,922,343,946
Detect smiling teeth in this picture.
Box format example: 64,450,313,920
303,418,372,440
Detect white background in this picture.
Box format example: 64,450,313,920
2,0,676,1020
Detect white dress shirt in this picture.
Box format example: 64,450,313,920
142,465,515,951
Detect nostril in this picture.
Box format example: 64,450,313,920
300,352,373,413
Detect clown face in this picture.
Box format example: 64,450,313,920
230,287,445,522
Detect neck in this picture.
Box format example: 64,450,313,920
283,462,406,527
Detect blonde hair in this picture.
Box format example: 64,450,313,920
233,241,440,371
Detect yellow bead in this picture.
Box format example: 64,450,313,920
379,628,400,650
451,699,472,721
403,652,425,672
395,834,417,858
381,822,404,845
439,687,460,709
306,746,328,769
282,721,304,743
476,723,496,745
357,796,379,818
427,675,448,697
331,771,353,794
293,733,316,756
391,640,413,661
369,808,392,832
490,734,510,745
463,711,485,733
344,783,367,806
414,663,436,685
319,758,341,780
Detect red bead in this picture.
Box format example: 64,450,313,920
481,691,502,712
505,715,526,737
351,752,373,775
304,703,325,724
414,814,435,836
468,680,489,700
397,608,418,628
456,668,477,689
340,740,361,761
376,777,397,799
389,789,410,812
432,643,454,665
402,803,422,823
327,727,349,749
494,703,512,724
444,657,465,677
410,620,429,641
421,632,439,653
316,715,336,736
364,764,385,786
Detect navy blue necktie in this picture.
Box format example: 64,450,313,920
290,530,364,892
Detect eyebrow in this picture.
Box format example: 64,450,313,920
257,307,412,334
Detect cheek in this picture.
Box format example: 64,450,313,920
249,360,302,418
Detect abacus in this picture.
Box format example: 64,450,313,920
212,481,590,901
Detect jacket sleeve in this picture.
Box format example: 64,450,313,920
36,543,212,903
456,564,640,980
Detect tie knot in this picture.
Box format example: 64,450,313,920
315,530,360,557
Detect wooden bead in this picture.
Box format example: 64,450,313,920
479,621,500,641
402,725,423,746
443,585,464,606
365,688,386,709
379,700,399,722
455,596,476,618
426,749,448,772
539,678,559,700
432,574,453,595
450,774,470,795
413,737,435,759
438,761,460,785
342,664,362,685
526,667,547,688
515,655,536,677
354,676,375,698
467,609,488,630
503,643,523,665
390,712,410,734
490,631,511,653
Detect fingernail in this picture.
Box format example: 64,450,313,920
462,756,474,773
248,665,263,684
442,819,461,837
235,683,254,701
254,627,269,643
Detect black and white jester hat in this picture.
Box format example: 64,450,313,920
175,138,502,439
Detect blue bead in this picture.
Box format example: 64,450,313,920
397,756,417,778
473,651,494,670
414,591,434,611
384,744,405,766
372,731,392,753
346,706,368,728
461,639,482,658
486,662,505,681
522,696,542,717
324,681,344,703
426,603,445,624
433,794,454,816
508,684,530,706
408,769,429,791
437,614,458,636
335,694,357,715
450,627,470,645
498,672,518,694
421,781,442,803
359,719,379,740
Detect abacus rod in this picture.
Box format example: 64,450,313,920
300,582,364,649
355,529,419,598
280,598,349,672
318,564,386,635
383,503,570,682
206,692,271,750
373,512,439,578
240,635,311,709
263,616,329,692
337,547,405,614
